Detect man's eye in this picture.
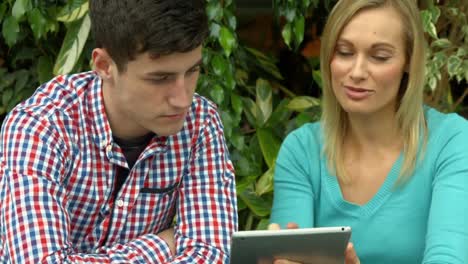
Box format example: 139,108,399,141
148,76,170,84
187,67,201,74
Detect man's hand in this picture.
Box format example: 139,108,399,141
158,227,176,256
269,222,360,264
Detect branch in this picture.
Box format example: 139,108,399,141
453,87,468,111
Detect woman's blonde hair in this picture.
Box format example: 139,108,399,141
319,0,427,184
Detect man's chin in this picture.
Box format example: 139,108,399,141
152,124,185,137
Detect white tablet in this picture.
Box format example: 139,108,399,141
230,226,351,264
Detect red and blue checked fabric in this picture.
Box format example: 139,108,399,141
0,71,238,263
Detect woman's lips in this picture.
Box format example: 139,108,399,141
344,86,374,100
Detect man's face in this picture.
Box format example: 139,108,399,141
101,45,202,139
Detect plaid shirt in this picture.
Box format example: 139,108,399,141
0,71,237,263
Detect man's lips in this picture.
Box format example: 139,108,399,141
161,112,187,119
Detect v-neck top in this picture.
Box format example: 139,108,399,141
270,107,468,264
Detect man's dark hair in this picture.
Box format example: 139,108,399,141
89,0,208,72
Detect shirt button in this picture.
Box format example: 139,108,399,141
106,144,113,159
116,199,124,207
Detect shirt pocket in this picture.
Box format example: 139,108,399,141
123,181,180,239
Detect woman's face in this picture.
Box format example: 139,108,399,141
330,5,408,117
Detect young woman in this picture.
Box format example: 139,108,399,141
270,0,468,263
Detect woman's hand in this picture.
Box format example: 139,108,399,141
344,242,360,264
268,223,360,264
269,223,301,264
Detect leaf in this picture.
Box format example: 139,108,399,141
239,187,271,217
447,55,462,77
266,99,292,127
211,54,227,76
256,218,271,230
2,89,13,106
255,166,274,196
231,93,243,115
57,0,89,22
28,8,48,40
256,79,272,126
293,15,305,48
281,23,292,49
421,10,438,39
230,132,245,151
206,1,223,22
53,14,91,75
427,76,437,91
209,84,224,105
37,56,54,84
0,3,7,21
456,47,467,57
464,61,468,81
242,97,258,127
257,128,281,168
431,38,451,49
245,47,283,80
312,70,323,89
209,22,221,38
14,69,29,92
284,6,296,22
220,110,233,138
429,6,440,23
225,9,237,30
287,96,321,111
12,0,31,20
2,16,20,47
219,26,236,57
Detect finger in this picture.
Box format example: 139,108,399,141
345,243,360,264
286,222,299,229
268,223,281,230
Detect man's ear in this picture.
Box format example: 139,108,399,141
92,48,114,80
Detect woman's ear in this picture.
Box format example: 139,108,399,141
92,48,114,80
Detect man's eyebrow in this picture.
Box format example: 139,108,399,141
145,59,203,76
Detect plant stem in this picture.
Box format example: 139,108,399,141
453,87,468,111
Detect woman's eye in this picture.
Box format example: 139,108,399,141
372,56,390,62
336,50,353,57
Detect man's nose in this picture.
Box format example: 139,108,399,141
168,77,192,109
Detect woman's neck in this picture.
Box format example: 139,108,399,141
346,109,403,152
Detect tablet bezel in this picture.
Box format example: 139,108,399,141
230,226,352,264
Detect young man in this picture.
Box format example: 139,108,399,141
0,0,237,263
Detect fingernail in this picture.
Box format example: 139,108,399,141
268,223,281,230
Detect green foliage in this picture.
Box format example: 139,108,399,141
422,1,468,113
0,0,467,231
0,0,90,115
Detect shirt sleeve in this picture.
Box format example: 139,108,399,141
423,117,468,263
270,127,317,229
0,111,183,264
169,107,237,263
